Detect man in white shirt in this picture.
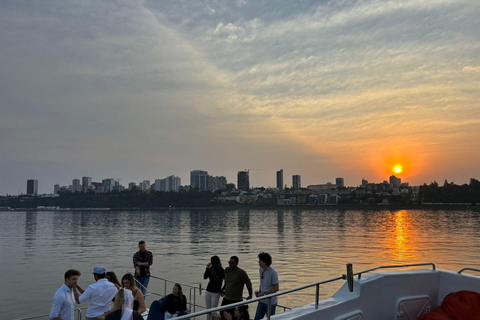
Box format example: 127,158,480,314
75,266,118,320
50,269,81,320
254,252,279,320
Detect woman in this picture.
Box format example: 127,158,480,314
223,305,250,320
203,256,225,309
105,288,143,320
106,271,121,289
121,273,147,314
164,283,188,319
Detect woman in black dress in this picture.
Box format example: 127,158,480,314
203,256,225,309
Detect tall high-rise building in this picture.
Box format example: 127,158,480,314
190,170,209,191
27,179,38,196
336,177,344,187
276,169,284,190
237,171,249,191
389,175,401,188
54,184,60,194
82,176,92,193
292,175,301,190
209,176,227,191
72,179,82,192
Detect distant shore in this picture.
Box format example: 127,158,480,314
3,203,479,211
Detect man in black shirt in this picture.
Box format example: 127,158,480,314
133,240,153,295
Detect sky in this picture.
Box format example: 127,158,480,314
1,0,479,195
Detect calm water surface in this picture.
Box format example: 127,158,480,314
1,208,480,319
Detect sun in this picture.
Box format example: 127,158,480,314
393,164,403,174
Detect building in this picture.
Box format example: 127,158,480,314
128,182,137,190
102,179,117,192
139,180,151,191
27,179,38,196
237,171,249,191
54,184,60,194
362,179,368,187
276,169,284,191
190,170,209,191
154,176,181,192
389,175,401,189
292,175,301,190
82,176,92,193
209,176,227,191
336,178,344,187
72,179,82,193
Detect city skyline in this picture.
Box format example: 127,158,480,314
1,1,479,196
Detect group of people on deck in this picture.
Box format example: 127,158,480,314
203,252,279,320
49,240,279,320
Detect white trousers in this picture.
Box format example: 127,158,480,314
205,291,221,309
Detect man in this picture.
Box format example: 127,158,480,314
49,269,81,320
133,240,154,295
221,256,253,320
75,266,118,320
254,252,279,320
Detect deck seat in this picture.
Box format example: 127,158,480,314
417,291,480,320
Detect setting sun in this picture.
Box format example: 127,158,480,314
393,164,403,174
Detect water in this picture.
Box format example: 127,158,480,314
1,208,480,319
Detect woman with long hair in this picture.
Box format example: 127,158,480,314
106,271,121,289
203,256,225,309
223,305,250,320
121,274,146,314
165,283,188,319
105,288,143,320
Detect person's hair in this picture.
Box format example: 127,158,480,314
107,271,121,287
237,305,250,320
230,256,239,264
64,269,81,280
138,240,145,245
112,289,125,311
258,252,272,266
211,256,223,279
95,273,106,279
122,273,138,292
174,283,184,300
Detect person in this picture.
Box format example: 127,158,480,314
49,269,81,320
121,273,146,314
164,283,188,319
204,255,225,309
105,288,143,320
76,266,119,320
223,305,250,320
133,240,153,296
106,271,121,289
254,253,279,320
221,256,252,320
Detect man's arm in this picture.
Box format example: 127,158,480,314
261,283,279,296
49,293,63,320
77,285,92,304
243,271,253,299
147,251,153,265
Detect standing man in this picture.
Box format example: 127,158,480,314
254,252,279,320
133,240,153,296
49,269,81,320
221,256,253,320
75,266,118,320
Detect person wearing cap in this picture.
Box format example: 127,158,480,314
75,266,118,320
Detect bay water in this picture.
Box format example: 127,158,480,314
1,208,480,319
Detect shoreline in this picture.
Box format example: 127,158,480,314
3,203,479,211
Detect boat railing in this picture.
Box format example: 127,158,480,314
354,262,436,279
457,267,480,275
12,308,84,320
172,262,438,320
12,263,437,320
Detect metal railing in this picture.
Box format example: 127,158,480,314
172,262,438,320
458,267,480,275
12,263,440,320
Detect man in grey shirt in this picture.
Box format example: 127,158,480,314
254,252,279,320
